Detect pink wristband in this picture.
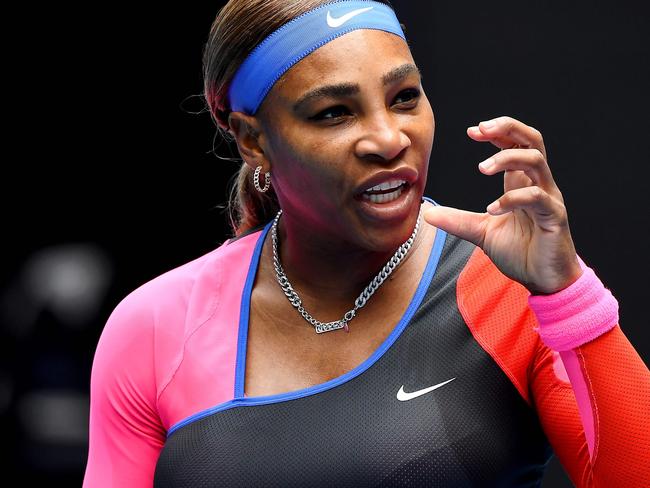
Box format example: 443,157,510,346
528,257,619,351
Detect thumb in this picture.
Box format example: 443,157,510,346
423,206,487,247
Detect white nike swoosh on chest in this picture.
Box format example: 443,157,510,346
396,377,456,401
326,7,374,28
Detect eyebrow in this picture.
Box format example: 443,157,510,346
292,63,422,112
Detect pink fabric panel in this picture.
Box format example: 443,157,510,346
84,290,167,487
551,350,569,383
559,349,595,459
158,231,261,429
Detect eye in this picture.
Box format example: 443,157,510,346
393,88,421,107
309,105,351,121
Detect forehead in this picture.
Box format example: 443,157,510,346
272,29,415,96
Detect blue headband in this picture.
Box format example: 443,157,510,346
227,1,406,115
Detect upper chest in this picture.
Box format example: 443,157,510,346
156,229,552,487
244,234,433,397
245,298,405,397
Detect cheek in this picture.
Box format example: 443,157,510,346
408,111,435,160
268,133,345,199
421,96,435,139
277,125,348,174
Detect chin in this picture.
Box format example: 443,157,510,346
360,213,421,253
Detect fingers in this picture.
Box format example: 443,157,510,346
423,206,488,247
486,186,567,229
467,116,547,158
478,148,559,196
503,170,533,194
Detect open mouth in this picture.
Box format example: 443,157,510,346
360,180,410,204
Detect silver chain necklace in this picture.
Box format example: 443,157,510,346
271,209,421,334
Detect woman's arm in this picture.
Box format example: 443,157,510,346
426,116,650,486
528,259,650,486
83,293,166,487
530,322,650,486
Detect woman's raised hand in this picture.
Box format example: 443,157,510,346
423,116,582,295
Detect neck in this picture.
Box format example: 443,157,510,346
271,210,425,306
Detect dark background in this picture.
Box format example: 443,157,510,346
5,1,648,486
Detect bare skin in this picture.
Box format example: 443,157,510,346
245,205,436,397
228,31,582,397
424,117,582,295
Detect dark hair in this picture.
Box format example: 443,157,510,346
202,0,398,236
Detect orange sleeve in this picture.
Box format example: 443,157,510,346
530,323,650,486
458,247,650,487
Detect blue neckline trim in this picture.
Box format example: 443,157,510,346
234,219,274,397
168,197,445,437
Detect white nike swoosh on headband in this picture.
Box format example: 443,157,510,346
326,6,374,28
396,378,456,401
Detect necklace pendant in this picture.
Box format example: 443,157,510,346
343,322,349,333
315,321,345,334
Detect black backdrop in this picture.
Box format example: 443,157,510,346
5,1,648,486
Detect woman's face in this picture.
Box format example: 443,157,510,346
256,29,435,252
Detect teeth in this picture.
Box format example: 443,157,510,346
361,185,404,203
366,179,406,193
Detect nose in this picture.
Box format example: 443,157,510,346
355,110,411,161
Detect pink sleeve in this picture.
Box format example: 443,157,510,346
83,292,166,487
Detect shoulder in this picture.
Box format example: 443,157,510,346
456,244,537,335
455,245,541,404
94,229,266,382
106,230,265,342
457,246,530,301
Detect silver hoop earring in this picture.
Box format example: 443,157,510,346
253,165,271,193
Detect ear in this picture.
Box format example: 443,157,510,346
228,112,270,172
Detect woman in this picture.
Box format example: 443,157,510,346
83,1,650,486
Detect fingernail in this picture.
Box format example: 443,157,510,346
479,157,494,169
480,120,496,129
